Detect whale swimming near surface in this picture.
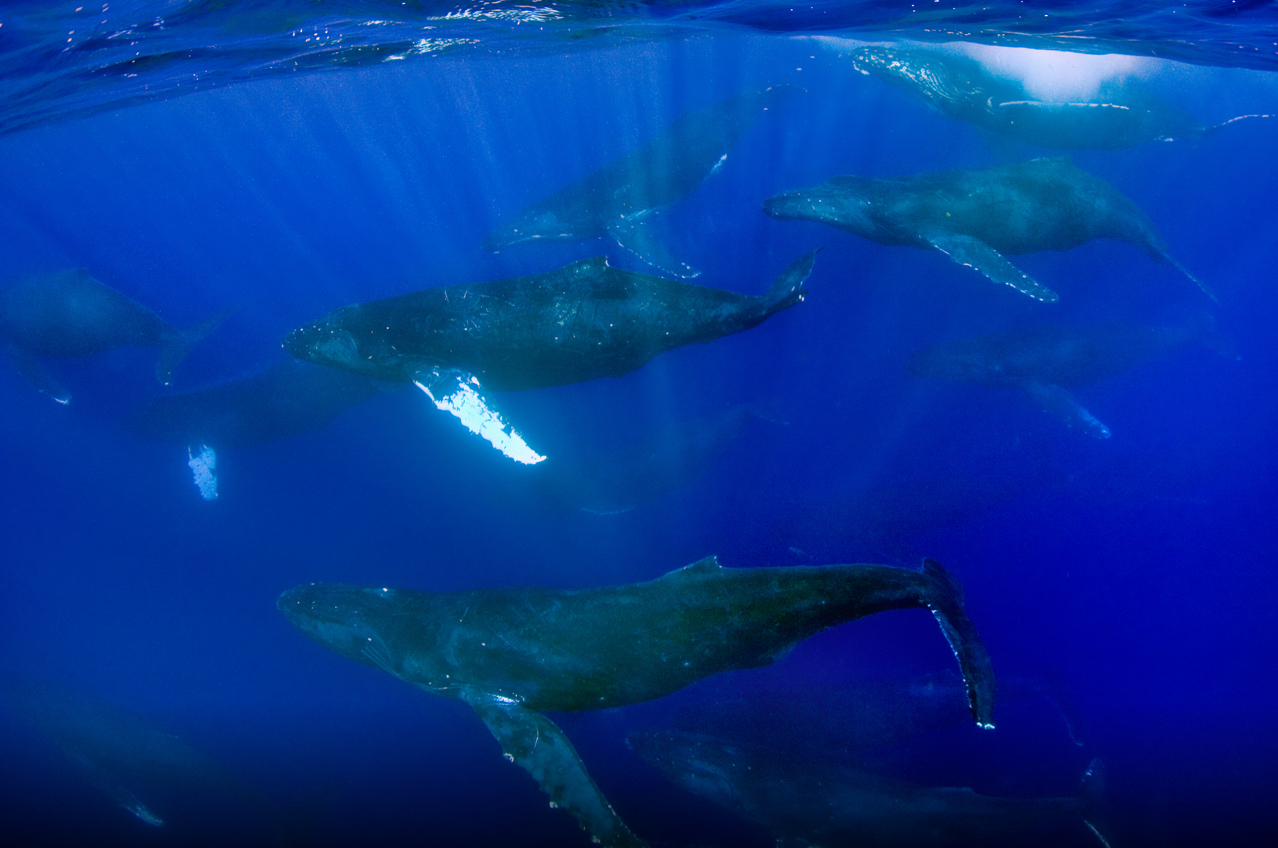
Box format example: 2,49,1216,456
284,252,813,463
122,360,382,500
629,729,1107,848
0,269,227,404
2,677,282,831
764,157,1210,303
278,556,995,848
483,85,793,278
848,45,1271,151
908,319,1237,438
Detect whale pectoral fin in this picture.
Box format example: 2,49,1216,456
607,216,700,279
413,368,546,465
921,231,1060,303
464,692,648,848
3,342,71,404
69,753,164,826
1022,381,1111,439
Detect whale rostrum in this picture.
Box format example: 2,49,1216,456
278,556,996,847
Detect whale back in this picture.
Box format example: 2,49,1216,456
279,560,951,713
0,269,174,357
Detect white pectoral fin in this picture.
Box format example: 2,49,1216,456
187,444,218,500
414,368,545,465
922,230,1059,303
1022,381,1111,439
608,215,700,279
464,692,647,848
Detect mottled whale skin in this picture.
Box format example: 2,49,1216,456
629,730,1105,848
0,269,225,403
278,557,995,848
909,319,1235,438
284,253,811,392
2,677,276,829
483,85,793,278
765,157,1208,302
850,45,1269,150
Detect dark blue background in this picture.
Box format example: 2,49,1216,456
1,34,1276,847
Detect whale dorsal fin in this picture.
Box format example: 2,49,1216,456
672,556,721,577
463,691,647,847
920,230,1060,303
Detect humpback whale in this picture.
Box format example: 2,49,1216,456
629,730,1107,848
483,85,793,278
764,157,1209,303
279,557,995,848
284,253,812,463
0,269,226,403
2,677,279,830
908,319,1237,438
122,360,382,499
849,45,1270,151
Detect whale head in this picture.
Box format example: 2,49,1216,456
765,178,879,237
284,310,367,373
849,46,995,112
627,730,750,812
278,583,403,670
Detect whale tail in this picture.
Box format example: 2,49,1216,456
921,558,997,729
759,250,817,315
156,309,232,384
1194,112,1273,143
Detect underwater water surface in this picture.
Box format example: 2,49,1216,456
2,3,1277,847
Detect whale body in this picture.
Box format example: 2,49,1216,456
0,269,225,403
765,157,1208,302
849,45,1269,151
278,557,995,847
484,85,793,278
629,729,1104,847
284,254,812,463
908,319,1236,438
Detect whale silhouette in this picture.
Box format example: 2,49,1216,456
908,319,1237,438
0,269,227,403
629,729,1106,847
849,45,1271,151
765,157,1210,303
278,556,995,848
484,85,794,278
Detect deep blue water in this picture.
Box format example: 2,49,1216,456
2,5,1277,848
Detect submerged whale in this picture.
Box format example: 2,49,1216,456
483,85,793,278
849,45,1270,151
2,677,278,830
122,360,382,499
284,253,812,463
629,730,1106,847
764,157,1209,303
0,269,226,403
908,319,1236,438
278,557,995,848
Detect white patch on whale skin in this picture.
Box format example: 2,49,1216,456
415,371,546,465
187,444,217,500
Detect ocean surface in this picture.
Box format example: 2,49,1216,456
1,2,1276,847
